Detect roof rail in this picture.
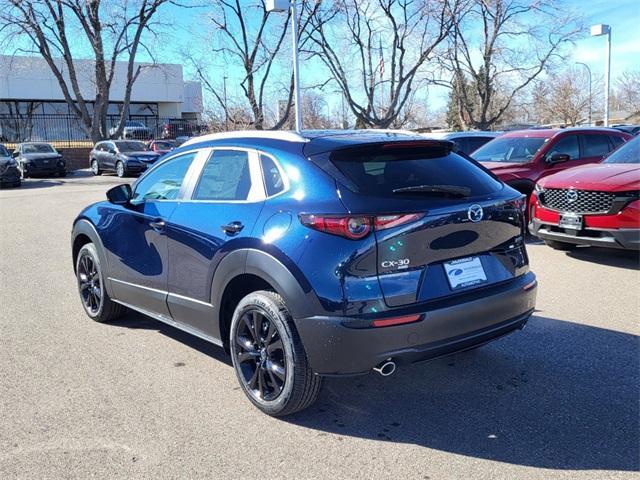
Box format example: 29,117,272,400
181,130,309,147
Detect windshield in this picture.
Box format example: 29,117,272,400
604,137,639,164
330,144,502,198
116,141,148,152
125,121,145,127
0,145,9,157
23,143,56,154
154,141,174,149
472,137,547,163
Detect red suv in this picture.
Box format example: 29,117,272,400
529,136,639,250
472,128,632,200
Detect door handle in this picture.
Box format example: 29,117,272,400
221,221,244,234
149,219,166,231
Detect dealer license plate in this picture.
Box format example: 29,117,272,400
443,256,488,290
559,213,582,230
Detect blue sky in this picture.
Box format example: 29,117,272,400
4,0,638,116
569,0,640,75
159,0,639,115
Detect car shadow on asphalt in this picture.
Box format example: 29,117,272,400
5,178,63,190
566,247,639,270
110,311,233,367
284,315,639,472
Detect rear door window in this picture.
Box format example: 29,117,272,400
582,134,612,157
548,135,579,160
330,144,502,197
193,150,253,201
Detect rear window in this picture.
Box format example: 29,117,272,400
116,141,147,152
604,136,638,164
329,144,502,197
0,145,9,157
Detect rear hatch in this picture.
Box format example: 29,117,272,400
317,141,528,307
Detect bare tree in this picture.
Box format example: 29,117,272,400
306,0,461,128
188,1,321,130
300,91,334,129
612,69,640,114
532,68,594,126
443,0,582,130
0,0,174,141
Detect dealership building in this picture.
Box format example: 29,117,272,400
0,54,202,119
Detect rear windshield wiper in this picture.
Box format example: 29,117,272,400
392,184,471,197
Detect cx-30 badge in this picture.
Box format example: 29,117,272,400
565,189,578,203
467,204,483,223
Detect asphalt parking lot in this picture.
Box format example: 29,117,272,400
1,173,638,479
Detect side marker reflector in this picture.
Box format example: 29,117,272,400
372,314,421,328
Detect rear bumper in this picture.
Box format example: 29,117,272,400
295,272,537,375
530,219,640,250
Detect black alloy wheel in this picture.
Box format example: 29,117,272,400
75,243,126,323
230,291,322,416
77,251,102,316
235,309,287,402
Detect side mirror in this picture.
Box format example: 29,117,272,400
12,151,19,158
106,183,132,205
547,153,570,164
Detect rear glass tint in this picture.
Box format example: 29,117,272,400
330,144,503,197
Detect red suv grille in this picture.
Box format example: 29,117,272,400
539,188,615,214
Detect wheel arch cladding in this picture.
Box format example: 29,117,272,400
71,219,113,297
211,248,321,352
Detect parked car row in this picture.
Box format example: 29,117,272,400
108,119,204,141
0,142,67,187
0,137,183,187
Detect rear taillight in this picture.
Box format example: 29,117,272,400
299,213,424,240
299,215,371,239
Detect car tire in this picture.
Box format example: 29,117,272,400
91,159,101,176
230,290,322,417
116,161,126,178
58,171,67,177
13,180,21,188
76,243,126,323
544,239,578,251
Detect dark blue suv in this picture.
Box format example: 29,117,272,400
71,130,537,416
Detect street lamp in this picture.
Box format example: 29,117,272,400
267,0,302,132
575,62,592,126
590,24,611,127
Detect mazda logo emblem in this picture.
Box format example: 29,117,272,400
565,189,578,203
467,204,483,223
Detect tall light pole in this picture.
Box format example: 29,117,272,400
223,75,228,131
575,62,592,126
590,24,611,127
267,0,302,132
